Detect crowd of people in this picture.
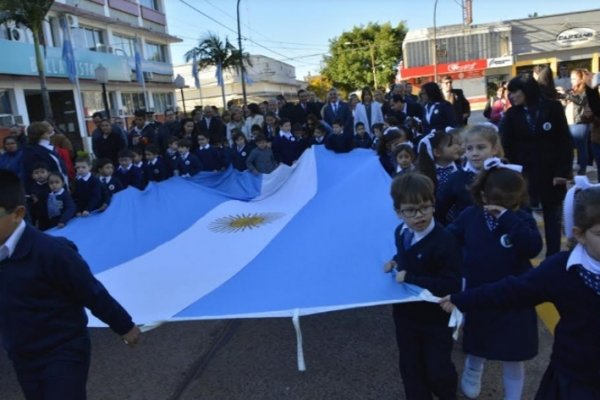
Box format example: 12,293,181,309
1,68,600,399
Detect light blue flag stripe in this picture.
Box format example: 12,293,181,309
174,148,407,319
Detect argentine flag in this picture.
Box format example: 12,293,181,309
52,147,431,328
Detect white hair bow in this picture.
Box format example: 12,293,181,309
418,132,436,159
563,176,600,239
483,157,523,173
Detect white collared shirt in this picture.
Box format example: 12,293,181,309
180,152,189,160
0,220,26,262
148,158,157,166
119,163,133,171
279,130,293,140
199,144,210,150
400,218,435,246
567,244,600,275
77,172,92,181
463,161,480,174
51,188,65,196
38,139,54,151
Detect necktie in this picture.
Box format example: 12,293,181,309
574,265,600,296
402,229,414,251
484,210,499,231
436,165,455,186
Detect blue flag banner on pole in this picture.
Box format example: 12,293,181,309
60,18,77,84
192,54,200,89
52,147,434,327
134,37,144,86
244,70,254,86
215,60,224,87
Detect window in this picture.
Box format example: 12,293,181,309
80,25,104,50
82,91,115,117
121,93,146,115
152,93,173,113
145,42,166,62
113,33,136,57
0,90,13,115
139,0,159,11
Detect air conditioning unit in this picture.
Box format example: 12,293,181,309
143,72,154,81
67,15,80,29
95,44,113,53
0,114,23,127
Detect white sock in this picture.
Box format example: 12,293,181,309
465,354,485,373
502,361,524,400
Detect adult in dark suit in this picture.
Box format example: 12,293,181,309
499,75,573,257
420,82,456,133
388,95,423,125
322,88,353,133
197,106,226,145
290,89,320,126
441,76,471,126
22,121,68,191
92,118,127,166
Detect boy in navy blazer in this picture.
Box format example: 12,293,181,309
0,170,140,400
195,132,225,172
176,138,203,177
72,158,103,217
115,149,145,190
384,173,461,399
143,144,168,182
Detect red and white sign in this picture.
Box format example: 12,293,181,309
398,59,487,80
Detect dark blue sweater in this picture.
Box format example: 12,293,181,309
392,222,462,325
272,135,304,166
435,169,476,225
73,175,103,213
452,251,600,386
448,206,542,360
144,157,168,182
0,226,133,365
115,165,145,190
325,131,354,153
47,190,76,228
176,153,203,176
195,146,224,171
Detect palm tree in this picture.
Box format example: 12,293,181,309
185,33,251,109
0,0,55,120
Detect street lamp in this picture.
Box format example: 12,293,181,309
433,0,440,83
344,41,377,88
237,0,248,107
174,74,187,116
94,64,110,119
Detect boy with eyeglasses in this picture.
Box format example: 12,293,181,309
384,172,461,400
0,169,140,399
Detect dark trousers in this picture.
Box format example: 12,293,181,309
393,312,457,400
540,201,562,257
14,339,91,400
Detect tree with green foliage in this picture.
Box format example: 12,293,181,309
185,33,251,109
321,22,407,93
0,0,55,120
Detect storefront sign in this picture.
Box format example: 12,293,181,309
399,59,487,79
556,28,596,47
487,56,513,68
0,39,132,81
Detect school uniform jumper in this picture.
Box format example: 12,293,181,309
47,189,76,228
144,157,168,182
391,221,462,400
448,206,542,361
72,174,103,213
272,133,303,166
435,169,476,225
231,144,254,171
195,145,224,171
176,152,203,177
115,165,145,190
0,224,134,399
324,131,354,153
353,134,373,149
452,250,600,400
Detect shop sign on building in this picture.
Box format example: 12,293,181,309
487,56,513,68
556,28,596,47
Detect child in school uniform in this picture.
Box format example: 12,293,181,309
272,118,302,166
246,134,278,174
27,163,51,230
436,124,502,225
230,132,254,172
46,172,76,229
447,158,543,400
354,122,373,149
324,119,354,153
415,129,462,192
393,143,416,177
96,158,123,211
377,127,409,177
371,122,384,151
309,124,327,146
441,177,600,400
72,157,103,217
195,132,225,172
116,149,145,190
131,147,147,187
164,136,180,177
384,173,462,400
0,170,140,400
144,144,168,182
175,138,203,177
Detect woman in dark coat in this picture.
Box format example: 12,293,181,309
499,75,573,256
420,82,456,133
22,121,68,191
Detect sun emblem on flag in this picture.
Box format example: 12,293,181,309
209,212,284,233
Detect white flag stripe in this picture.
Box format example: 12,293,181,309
88,149,318,326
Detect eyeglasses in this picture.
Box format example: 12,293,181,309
399,205,435,218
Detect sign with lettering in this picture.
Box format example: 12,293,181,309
487,56,513,68
556,28,596,47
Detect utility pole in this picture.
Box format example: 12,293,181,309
237,0,248,107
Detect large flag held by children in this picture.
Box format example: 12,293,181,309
52,147,432,328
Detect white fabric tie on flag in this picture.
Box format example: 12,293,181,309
88,149,318,327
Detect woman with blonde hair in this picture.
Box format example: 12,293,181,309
564,68,594,175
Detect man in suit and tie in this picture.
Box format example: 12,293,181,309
323,88,353,133
197,106,226,145
441,76,471,127
290,89,319,126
